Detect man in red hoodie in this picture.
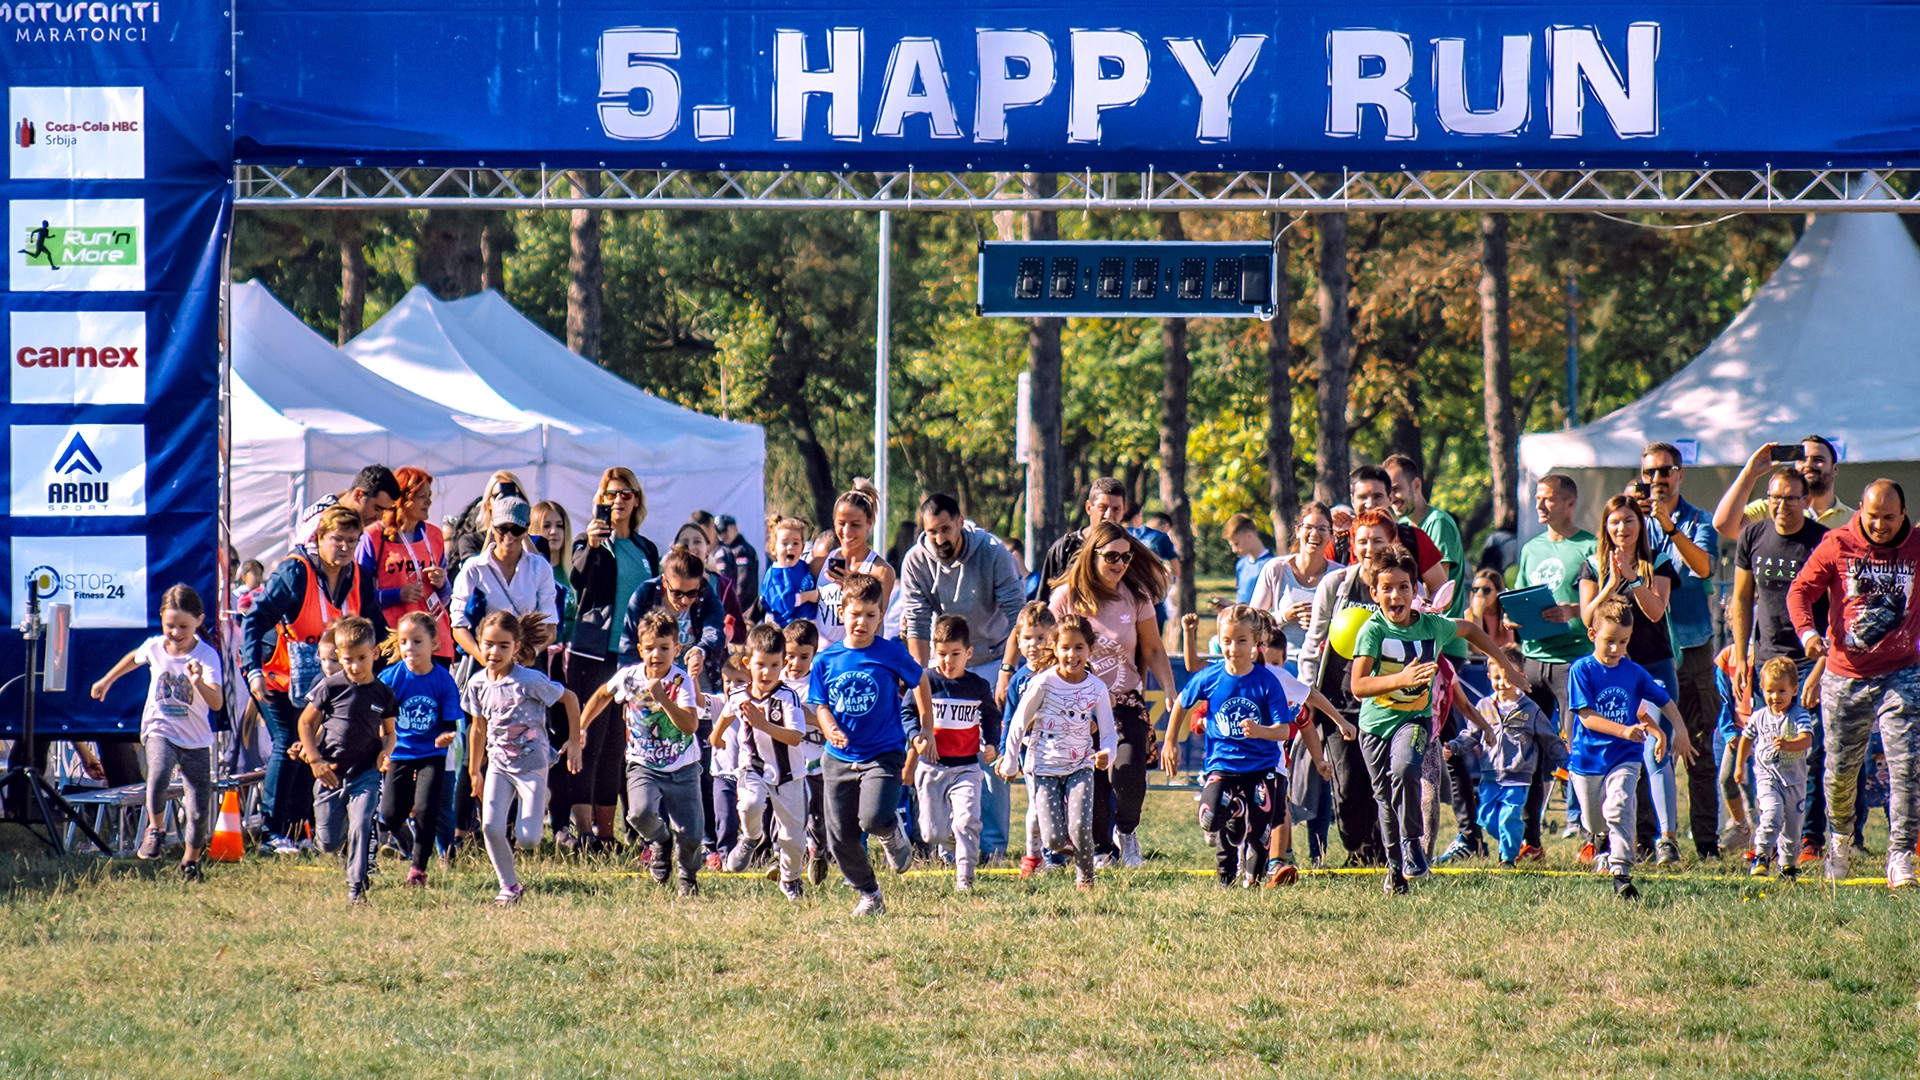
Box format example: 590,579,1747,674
1788,480,1920,887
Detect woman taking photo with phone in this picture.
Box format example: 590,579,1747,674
811,489,895,646
564,468,660,852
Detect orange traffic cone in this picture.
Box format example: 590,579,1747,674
209,789,246,862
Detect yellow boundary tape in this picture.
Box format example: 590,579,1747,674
284,863,1898,888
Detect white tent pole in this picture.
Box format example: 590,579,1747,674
875,209,892,539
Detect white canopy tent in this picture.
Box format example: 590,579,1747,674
342,286,766,547
1518,212,1920,534
229,281,545,563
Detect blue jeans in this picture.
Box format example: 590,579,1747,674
260,690,313,840
1476,778,1530,862
1642,658,1680,839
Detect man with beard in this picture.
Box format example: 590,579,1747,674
1713,435,1853,538
900,493,1029,860
1789,480,1920,887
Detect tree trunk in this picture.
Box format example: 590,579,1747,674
335,213,367,345
567,173,604,360
1157,212,1198,635
1314,213,1353,506
1024,175,1067,558
480,212,513,292
1266,220,1298,549
415,210,485,300
1481,213,1519,533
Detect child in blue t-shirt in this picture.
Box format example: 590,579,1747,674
806,573,932,918
1568,598,1691,899
1163,606,1337,887
377,613,464,886
760,517,820,627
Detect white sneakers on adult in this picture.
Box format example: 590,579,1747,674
1826,836,1853,882
1886,849,1916,890
1117,831,1144,869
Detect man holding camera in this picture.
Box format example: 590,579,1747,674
1712,436,1853,540
1636,442,1725,860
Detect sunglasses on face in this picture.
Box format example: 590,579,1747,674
665,585,702,601
1098,549,1133,565
603,489,636,502
1640,465,1679,479
493,525,526,538
1471,586,1496,595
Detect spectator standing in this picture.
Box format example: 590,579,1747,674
1514,475,1596,850
1036,478,1131,595
1636,441,1725,859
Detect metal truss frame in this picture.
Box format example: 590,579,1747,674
234,164,1917,212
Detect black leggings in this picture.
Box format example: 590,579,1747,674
559,651,624,829
1200,770,1279,883
380,756,446,873
1093,695,1152,856
1329,714,1384,864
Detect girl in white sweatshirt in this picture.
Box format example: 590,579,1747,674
998,614,1116,889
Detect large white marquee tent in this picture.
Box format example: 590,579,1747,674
230,282,765,562
1518,212,1920,534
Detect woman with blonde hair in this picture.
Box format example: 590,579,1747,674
1046,520,1174,868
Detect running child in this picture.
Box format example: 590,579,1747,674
296,617,399,904
1567,598,1691,900
377,612,463,886
1162,605,1336,887
760,517,821,627
781,619,828,885
464,611,582,906
1739,656,1815,879
90,585,224,880
1003,602,1057,877
997,613,1115,891
1464,661,1565,868
1251,609,1353,885
582,608,705,895
903,615,1002,893
1349,546,1530,895
808,573,933,917
717,624,811,900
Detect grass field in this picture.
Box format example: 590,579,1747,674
3,786,1917,1078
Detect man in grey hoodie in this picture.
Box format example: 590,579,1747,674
901,492,1028,859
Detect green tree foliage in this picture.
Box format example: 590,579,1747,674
231,193,1797,573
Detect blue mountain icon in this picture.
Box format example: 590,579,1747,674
55,432,102,476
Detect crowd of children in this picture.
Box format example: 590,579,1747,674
84,450,1919,913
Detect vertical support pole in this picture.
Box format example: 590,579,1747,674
875,209,892,538
1564,271,1580,429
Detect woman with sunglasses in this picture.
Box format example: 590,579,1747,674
446,470,530,568
560,468,661,852
1251,502,1344,657
1047,521,1174,868
1576,493,1698,865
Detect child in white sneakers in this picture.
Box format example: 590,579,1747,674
718,624,811,899
903,616,1001,892
1739,656,1814,879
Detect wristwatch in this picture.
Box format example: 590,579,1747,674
1000,662,1017,674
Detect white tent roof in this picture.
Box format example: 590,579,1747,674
229,281,545,563
342,286,766,547
1520,213,1920,479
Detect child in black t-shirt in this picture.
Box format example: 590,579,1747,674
297,617,398,905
